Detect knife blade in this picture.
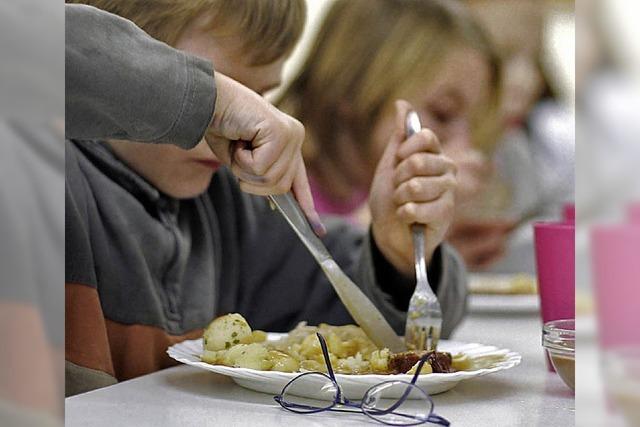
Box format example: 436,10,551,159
268,193,406,353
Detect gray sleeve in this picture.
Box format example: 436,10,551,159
65,4,216,149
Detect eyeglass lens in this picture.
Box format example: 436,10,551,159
279,372,338,413
362,381,434,426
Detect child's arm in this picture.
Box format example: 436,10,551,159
65,4,215,149
65,4,319,227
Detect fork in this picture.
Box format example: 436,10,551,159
403,111,443,352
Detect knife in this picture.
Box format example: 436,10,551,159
268,193,406,353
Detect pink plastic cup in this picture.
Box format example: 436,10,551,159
534,222,576,371
563,203,575,223
628,203,640,224
592,224,640,349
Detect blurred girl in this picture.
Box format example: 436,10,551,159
278,0,498,226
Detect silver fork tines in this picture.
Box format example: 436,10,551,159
405,224,442,351
403,112,443,352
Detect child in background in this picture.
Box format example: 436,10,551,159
65,0,465,395
280,0,498,226
457,0,575,273
278,0,500,252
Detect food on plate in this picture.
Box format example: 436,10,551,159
450,352,508,371
200,314,489,375
268,349,300,372
203,313,265,351
469,273,537,295
389,351,453,374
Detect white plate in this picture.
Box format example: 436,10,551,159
167,335,521,399
469,273,538,295
468,294,540,314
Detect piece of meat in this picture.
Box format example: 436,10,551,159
388,351,453,374
426,351,453,373
388,352,421,374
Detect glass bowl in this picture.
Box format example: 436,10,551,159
542,319,575,391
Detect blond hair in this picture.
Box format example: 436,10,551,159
278,0,500,163
67,0,306,65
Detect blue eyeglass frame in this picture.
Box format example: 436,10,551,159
273,333,450,426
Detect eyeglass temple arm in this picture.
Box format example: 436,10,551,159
315,334,438,412
373,353,433,418
429,414,451,426
410,354,430,385
316,333,337,381
364,353,433,418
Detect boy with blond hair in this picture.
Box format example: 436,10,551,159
65,0,466,396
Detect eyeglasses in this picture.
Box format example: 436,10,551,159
274,333,450,426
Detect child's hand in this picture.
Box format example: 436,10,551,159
206,73,323,234
370,101,457,276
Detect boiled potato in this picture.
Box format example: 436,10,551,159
285,343,304,361
250,330,268,342
336,353,370,374
221,343,273,370
240,329,267,344
268,350,299,372
325,333,349,358
369,349,390,373
406,360,433,375
201,349,222,364
221,343,251,365
451,353,472,371
203,313,252,351
340,339,360,357
299,359,326,373
299,333,323,358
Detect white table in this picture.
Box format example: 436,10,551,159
66,301,575,426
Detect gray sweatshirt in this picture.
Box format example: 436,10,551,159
64,4,468,396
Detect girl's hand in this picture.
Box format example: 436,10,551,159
370,101,458,276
